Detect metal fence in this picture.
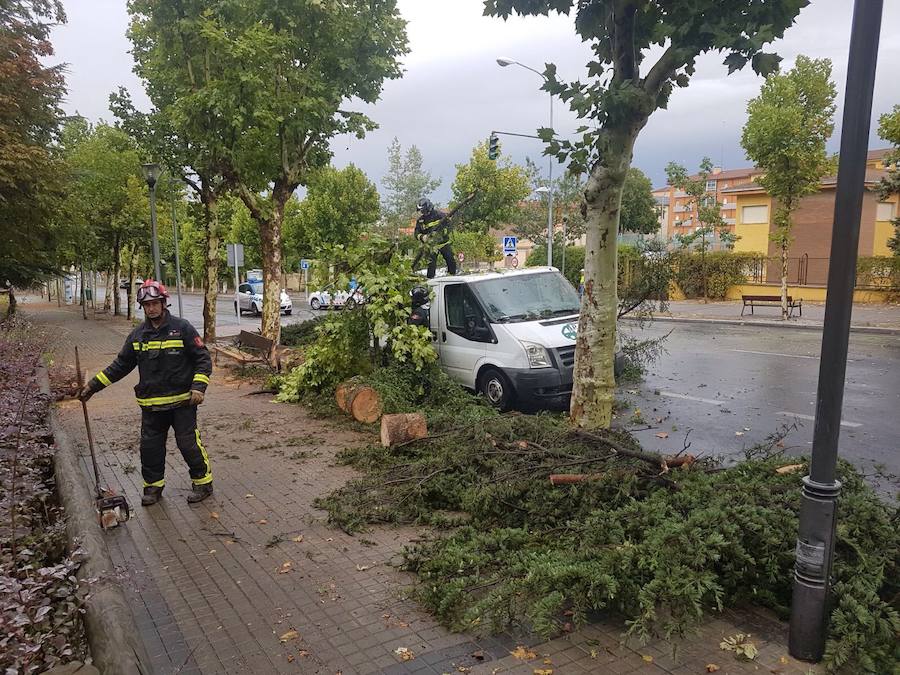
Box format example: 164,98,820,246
745,255,899,289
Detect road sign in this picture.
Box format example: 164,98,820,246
502,236,517,254
300,259,310,270
511,256,519,268
226,243,244,268
457,252,465,262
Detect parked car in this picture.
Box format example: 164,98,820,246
119,277,144,289
235,281,292,316
308,287,365,310
423,267,623,412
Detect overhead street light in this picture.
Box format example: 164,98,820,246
497,56,555,267
140,162,162,283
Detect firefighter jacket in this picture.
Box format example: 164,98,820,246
88,312,212,411
414,208,451,245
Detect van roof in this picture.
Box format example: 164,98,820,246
426,266,558,285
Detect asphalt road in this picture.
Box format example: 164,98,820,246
621,321,900,475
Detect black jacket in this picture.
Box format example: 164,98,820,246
414,208,451,244
88,312,212,411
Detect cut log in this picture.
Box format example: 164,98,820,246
663,454,696,468
380,413,428,447
335,381,383,423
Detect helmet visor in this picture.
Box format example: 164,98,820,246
137,285,164,304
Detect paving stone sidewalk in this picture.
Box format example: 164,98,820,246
27,301,822,675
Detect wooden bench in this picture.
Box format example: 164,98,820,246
213,330,278,369
741,294,803,318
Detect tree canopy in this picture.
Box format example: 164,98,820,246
381,138,440,232
875,105,900,255
0,0,67,291
451,142,531,234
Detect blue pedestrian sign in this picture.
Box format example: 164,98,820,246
300,259,310,270
502,236,518,253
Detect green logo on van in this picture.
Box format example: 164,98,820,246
562,323,577,340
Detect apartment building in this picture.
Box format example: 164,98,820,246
652,166,763,246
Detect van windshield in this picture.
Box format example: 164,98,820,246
470,272,580,323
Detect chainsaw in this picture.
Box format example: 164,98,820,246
75,346,132,529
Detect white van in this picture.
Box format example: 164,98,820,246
425,267,583,412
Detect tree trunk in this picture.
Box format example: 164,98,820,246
127,246,136,321
112,233,122,316
80,262,87,320
6,287,16,317
380,413,427,447
781,242,789,320
570,126,641,429
103,267,113,314
56,278,61,307
202,187,220,343
258,192,286,344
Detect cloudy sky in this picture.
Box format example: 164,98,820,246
51,0,900,201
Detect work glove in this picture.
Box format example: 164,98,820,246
189,389,205,406
78,385,94,402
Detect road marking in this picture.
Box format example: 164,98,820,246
731,349,818,360
732,349,855,363
777,411,862,428
661,391,724,406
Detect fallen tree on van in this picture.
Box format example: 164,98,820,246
312,366,899,673
274,238,435,404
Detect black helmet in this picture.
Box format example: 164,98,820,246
416,198,433,213
410,285,429,307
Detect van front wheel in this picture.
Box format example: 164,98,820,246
478,368,514,411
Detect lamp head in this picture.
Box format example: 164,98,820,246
496,57,516,67
140,163,162,188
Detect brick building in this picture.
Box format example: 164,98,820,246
728,148,897,284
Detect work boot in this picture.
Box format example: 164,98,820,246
186,483,213,504
141,486,164,506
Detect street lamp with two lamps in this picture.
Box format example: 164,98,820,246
497,56,555,267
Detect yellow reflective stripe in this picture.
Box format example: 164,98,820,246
143,479,165,488
134,339,184,351
193,374,210,384
96,371,111,387
192,429,213,485
135,392,191,406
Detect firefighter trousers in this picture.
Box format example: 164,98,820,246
140,405,212,488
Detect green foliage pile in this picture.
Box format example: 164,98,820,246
279,317,325,347
274,239,435,401
673,251,764,299
318,408,899,672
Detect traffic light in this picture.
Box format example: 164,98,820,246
488,132,499,160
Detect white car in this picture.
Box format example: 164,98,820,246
308,288,365,310
235,281,292,316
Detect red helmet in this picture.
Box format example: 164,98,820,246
137,279,170,305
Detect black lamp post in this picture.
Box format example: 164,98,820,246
140,162,162,282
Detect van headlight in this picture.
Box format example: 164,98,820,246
520,341,551,368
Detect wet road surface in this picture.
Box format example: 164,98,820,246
620,321,899,474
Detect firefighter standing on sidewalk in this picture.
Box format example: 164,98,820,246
79,280,214,505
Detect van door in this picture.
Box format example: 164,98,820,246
438,283,491,387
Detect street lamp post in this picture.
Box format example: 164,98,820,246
788,0,883,662
170,175,184,317
140,163,162,282
497,57,554,267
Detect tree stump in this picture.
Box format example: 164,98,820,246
380,413,427,447
335,380,383,423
